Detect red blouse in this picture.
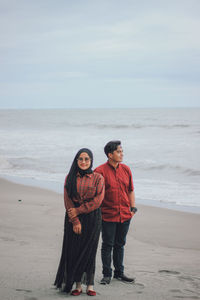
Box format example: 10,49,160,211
95,161,134,223
64,172,105,225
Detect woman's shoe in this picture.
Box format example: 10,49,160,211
71,289,82,296
87,290,96,296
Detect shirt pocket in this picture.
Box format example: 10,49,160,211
83,186,97,199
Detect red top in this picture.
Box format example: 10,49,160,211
95,161,134,223
64,172,105,226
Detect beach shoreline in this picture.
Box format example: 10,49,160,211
1,174,200,215
0,177,200,300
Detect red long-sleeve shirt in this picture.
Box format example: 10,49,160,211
64,172,105,225
95,161,134,223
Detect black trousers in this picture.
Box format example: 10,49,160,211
101,219,131,277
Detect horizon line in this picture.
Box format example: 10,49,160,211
0,106,200,110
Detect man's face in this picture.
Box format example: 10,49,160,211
108,145,123,162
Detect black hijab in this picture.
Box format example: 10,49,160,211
65,148,93,199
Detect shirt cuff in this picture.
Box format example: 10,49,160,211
71,217,81,226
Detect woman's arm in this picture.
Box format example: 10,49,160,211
64,177,81,226
68,175,105,217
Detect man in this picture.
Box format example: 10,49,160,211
95,140,137,285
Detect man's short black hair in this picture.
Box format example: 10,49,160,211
104,140,121,157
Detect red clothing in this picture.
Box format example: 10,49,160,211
95,161,134,223
64,172,105,226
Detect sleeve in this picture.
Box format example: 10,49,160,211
64,176,81,226
75,174,105,215
94,166,103,176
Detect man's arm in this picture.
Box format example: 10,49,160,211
128,190,135,208
128,190,137,216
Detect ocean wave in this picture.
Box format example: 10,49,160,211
140,164,200,176
73,123,141,129
135,179,200,208
0,156,12,169
72,123,190,130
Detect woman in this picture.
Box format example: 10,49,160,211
54,148,105,296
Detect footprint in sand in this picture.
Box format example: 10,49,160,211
124,282,145,295
170,289,200,299
169,278,200,299
179,276,200,290
172,297,200,299
135,283,145,294
19,241,29,245
159,269,180,275
170,289,182,293
135,283,145,288
16,288,32,293
179,275,195,282
0,236,15,242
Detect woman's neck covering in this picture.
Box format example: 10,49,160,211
65,148,93,199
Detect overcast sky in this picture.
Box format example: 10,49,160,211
0,0,200,109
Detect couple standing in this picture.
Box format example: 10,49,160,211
54,140,137,296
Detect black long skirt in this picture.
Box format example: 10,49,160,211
54,208,101,293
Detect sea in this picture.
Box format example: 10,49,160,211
0,108,200,213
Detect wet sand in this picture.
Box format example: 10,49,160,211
0,178,200,300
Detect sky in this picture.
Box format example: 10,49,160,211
0,0,200,109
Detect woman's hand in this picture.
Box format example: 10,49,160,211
68,208,78,219
73,223,82,235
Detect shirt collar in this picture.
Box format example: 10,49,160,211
106,160,120,170
77,172,93,178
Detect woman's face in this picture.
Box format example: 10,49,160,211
77,152,91,170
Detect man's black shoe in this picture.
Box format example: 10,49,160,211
100,276,111,285
114,274,135,283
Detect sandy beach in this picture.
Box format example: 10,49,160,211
0,177,200,300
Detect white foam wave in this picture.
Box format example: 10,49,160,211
135,179,200,207
138,163,200,177
0,108,200,209
0,156,12,169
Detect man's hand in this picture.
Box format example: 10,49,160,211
68,207,78,219
73,223,82,234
